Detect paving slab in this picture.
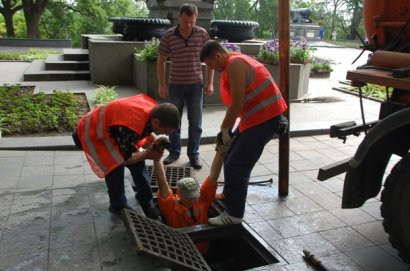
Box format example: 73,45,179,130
0,45,408,271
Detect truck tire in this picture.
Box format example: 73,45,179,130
381,154,410,263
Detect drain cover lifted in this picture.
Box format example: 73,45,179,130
123,209,211,271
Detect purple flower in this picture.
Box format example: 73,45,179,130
222,43,241,53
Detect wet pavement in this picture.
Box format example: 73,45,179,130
0,44,409,270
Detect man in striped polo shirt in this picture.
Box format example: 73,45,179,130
157,3,214,170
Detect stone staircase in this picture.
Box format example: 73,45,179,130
24,48,91,81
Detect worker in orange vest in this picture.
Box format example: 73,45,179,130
200,40,288,226
73,94,180,218
153,140,227,253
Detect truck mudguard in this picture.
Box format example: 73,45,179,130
342,108,410,208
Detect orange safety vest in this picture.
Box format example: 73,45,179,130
157,177,216,228
220,53,287,132
77,94,157,178
157,177,217,254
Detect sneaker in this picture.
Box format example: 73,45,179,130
163,153,179,165
208,211,242,226
108,204,134,217
189,157,203,170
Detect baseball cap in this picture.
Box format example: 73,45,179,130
177,177,200,198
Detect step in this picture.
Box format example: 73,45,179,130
45,54,90,71
24,60,91,81
63,48,89,61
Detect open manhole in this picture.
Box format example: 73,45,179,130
126,166,280,270
125,203,280,270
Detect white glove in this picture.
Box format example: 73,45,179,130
220,128,234,146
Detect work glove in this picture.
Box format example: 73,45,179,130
215,132,230,154
151,133,171,152
220,127,234,146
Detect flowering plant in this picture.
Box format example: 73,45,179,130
222,42,241,53
257,39,279,64
290,40,313,63
311,56,334,72
257,39,313,64
135,37,160,61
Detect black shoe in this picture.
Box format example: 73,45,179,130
108,204,134,217
190,157,203,170
163,153,179,165
141,204,161,220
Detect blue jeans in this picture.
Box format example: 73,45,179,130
168,83,203,159
222,115,285,218
105,161,152,208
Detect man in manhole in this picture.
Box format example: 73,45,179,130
72,94,179,219
200,40,288,226
153,141,227,253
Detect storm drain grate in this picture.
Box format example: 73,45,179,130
123,209,210,271
148,165,192,193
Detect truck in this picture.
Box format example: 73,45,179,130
318,0,410,263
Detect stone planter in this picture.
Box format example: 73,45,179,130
310,70,332,78
133,55,311,103
263,62,311,100
133,55,222,105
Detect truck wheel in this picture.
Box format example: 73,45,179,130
380,154,410,263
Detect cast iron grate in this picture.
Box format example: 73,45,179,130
148,165,192,193
123,209,210,271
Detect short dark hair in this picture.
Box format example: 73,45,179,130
151,102,180,129
200,40,228,62
179,3,198,17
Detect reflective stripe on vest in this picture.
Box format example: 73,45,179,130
84,105,123,176
242,77,282,121
183,208,199,218
173,199,201,221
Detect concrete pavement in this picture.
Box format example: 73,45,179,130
0,45,409,270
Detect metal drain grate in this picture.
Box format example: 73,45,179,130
123,209,210,271
148,165,192,193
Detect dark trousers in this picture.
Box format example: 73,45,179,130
105,161,152,209
222,115,287,218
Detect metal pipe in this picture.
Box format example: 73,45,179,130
278,0,290,196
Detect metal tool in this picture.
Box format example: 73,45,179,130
302,249,329,271
217,178,273,186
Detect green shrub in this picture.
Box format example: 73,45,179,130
0,85,80,135
343,83,393,101
93,85,118,107
135,38,160,61
0,48,61,61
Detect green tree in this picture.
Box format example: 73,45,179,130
40,0,147,47
254,0,278,38
0,0,23,37
340,0,363,40
213,0,235,20
22,0,49,38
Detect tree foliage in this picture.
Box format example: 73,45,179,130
0,0,23,37
0,0,366,45
22,0,49,38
